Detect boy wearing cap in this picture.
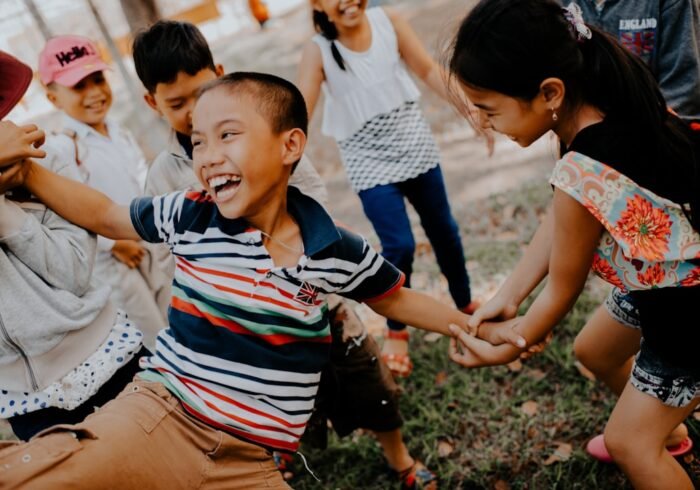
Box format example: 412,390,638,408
39,35,169,349
0,50,148,441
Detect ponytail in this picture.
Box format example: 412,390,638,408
448,0,700,231
312,10,346,71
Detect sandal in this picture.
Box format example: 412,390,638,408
586,434,694,463
381,329,413,378
273,451,295,481
397,460,438,490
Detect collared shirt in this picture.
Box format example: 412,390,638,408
130,187,403,451
47,115,148,252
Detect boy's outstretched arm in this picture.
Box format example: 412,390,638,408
21,159,140,240
368,287,465,336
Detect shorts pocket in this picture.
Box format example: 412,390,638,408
112,381,175,434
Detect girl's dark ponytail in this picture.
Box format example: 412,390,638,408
448,0,700,231
312,10,346,71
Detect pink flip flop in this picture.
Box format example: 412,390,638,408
586,434,694,463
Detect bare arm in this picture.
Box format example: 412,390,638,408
386,8,449,101
368,287,469,336
296,41,326,118
468,205,554,327
23,159,140,240
450,191,601,367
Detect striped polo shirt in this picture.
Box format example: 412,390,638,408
130,186,403,451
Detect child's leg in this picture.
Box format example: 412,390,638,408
573,300,641,395
400,166,472,309
574,291,688,446
358,182,416,329
605,383,698,489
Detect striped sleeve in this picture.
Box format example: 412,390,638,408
130,191,186,246
333,227,405,302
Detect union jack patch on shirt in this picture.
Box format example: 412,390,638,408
294,281,320,306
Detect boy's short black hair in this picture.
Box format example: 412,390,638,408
198,72,309,136
132,20,216,93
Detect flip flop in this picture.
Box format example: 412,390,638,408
586,434,694,463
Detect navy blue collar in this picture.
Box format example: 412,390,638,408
213,186,341,256
287,186,341,256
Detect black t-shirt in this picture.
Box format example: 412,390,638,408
564,118,700,370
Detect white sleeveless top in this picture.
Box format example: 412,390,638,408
313,7,421,141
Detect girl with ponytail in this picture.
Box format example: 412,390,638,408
446,1,700,488
297,1,488,380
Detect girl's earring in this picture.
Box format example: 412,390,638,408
550,107,558,122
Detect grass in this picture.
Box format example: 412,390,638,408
290,180,700,489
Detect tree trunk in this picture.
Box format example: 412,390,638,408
119,0,161,35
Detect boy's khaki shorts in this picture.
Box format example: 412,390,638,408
0,380,289,489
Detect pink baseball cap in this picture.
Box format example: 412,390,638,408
0,51,33,119
38,35,110,87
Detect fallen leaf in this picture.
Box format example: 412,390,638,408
494,480,511,490
527,426,539,439
574,360,596,381
437,438,454,458
447,400,459,411
521,400,538,417
507,359,523,372
543,442,573,465
434,371,448,387
424,332,443,343
693,411,700,421
683,453,695,464
527,368,547,381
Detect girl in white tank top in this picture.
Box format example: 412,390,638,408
297,2,486,486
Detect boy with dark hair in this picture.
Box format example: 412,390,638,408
133,20,436,487
0,72,473,489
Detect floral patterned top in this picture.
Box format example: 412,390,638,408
550,151,700,291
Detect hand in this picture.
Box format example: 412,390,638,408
0,161,31,195
467,293,520,331
111,240,145,268
473,318,526,348
0,122,46,167
520,331,554,360
448,324,523,367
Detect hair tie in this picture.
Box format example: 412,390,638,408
563,3,592,42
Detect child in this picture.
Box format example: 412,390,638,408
0,72,473,489
296,0,483,378
0,50,147,442
445,1,700,488
557,0,700,461
134,20,436,488
38,35,169,349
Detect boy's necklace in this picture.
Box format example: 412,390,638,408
259,230,304,255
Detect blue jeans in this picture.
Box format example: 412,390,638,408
358,166,471,330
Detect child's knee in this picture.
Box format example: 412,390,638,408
573,332,599,369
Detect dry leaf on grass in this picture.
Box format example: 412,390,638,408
434,370,448,387
683,453,695,464
507,359,523,372
521,400,538,417
437,438,454,458
574,360,596,381
527,368,547,381
494,479,511,490
543,442,573,465
424,332,443,343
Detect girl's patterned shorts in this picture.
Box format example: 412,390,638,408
606,287,699,408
